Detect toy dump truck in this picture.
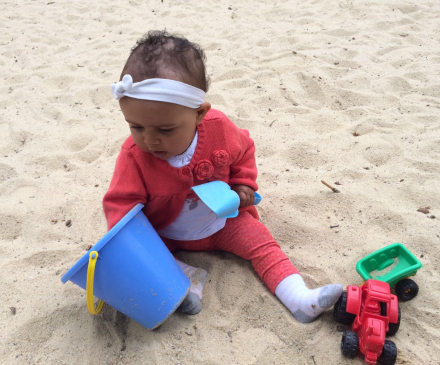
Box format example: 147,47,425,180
356,243,422,302
334,280,400,365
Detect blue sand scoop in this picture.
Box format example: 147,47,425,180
191,181,262,218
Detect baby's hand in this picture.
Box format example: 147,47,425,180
231,184,255,208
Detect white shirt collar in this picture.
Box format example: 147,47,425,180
166,131,198,168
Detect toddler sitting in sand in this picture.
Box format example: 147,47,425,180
103,30,342,323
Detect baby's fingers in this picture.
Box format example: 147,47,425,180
238,191,253,208
247,191,255,206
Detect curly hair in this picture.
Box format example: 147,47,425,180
120,30,210,92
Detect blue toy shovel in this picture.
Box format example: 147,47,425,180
191,181,262,218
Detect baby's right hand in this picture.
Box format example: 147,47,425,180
232,184,255,208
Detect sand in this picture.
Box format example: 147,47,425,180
1,0,439,364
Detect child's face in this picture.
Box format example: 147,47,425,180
119,97,210,160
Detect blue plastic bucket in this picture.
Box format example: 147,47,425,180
61,203,190,329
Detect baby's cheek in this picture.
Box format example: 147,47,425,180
131,137,143,149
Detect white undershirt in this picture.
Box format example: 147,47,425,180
157,132,226,240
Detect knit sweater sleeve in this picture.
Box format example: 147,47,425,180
222,116,258,191
102,147,147,230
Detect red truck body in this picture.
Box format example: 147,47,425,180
346,280,399,364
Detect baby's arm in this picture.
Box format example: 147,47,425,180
223,118,258,208
228,127,258,190
103,148,147,230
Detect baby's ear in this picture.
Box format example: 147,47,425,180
196,102,211,125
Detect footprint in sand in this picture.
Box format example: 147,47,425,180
0,212,22,240
65,132,95,152
207,93,227,107
8,304,128,362
213,69,247,83
296,73,326,108
288,142,328,168
46,75,76,91
362,139,399,167
88,85,112,106
22,249,68,269
0,163,18,184
381,76,413,95
95,305,130,351
0,123,12,150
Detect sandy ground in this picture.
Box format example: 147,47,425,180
1,0,440,364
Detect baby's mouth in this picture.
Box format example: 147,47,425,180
150,151,167,158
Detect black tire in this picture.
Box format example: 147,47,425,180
378,339,397,365
387,306,401,336
341,330,359,358
333,291,356,325
395,279,419,301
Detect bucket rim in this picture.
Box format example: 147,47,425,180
60,203,144,284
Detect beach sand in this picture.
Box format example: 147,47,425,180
1,0,439,363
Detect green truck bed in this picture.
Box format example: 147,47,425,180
356,243,423,288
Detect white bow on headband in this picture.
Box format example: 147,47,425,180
111,74,205,109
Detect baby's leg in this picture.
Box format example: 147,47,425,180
211,211,342,323
176,260,207,315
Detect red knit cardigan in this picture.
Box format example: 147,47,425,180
103,109,259,231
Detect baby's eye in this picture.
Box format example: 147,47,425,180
130,125,143,130
159,128,174,133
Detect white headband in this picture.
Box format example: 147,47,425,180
111,74,205,108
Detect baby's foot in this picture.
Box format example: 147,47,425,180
178,292,202,315
275,274,343,323
176,260,208,315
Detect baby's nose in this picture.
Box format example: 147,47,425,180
143,132,160,145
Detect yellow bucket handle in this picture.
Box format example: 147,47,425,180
86,251,105,315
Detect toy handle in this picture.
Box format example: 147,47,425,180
86,251,105,315
253,192,262,205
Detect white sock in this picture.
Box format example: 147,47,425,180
176,260,207,315
275,274,342,323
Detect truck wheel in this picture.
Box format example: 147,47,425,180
378,339,397,365
341,330,359,358
333,291,356,325
395,279,419,301
387,306,401,336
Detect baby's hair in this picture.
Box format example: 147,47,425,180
121,30,210,92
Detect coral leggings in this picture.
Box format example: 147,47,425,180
160,211,299,294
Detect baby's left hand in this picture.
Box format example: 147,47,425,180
232,184,255,208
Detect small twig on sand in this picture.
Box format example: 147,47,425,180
311,355,317,365
321,180,340,193
269,119,277,127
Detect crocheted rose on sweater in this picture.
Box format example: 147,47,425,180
211,150,229,167
194,159,214,180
